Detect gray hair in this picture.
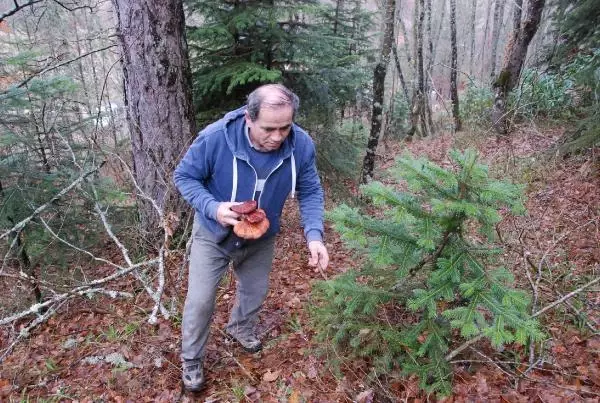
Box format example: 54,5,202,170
246,84,300,121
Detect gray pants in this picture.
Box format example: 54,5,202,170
181,220,276,362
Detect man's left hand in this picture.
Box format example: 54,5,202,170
308,241,329,270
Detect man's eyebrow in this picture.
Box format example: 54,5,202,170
261,124,292,130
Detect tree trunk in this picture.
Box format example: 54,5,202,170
424,0,434,131
113,0,196,239
479,0,493,79
360,0,395,184
469,0,477,76
408,0,430,138
489,0,506,80
491,0,545,134
430,0,447,72
450,0,461,131
392,44,410,101
512,0,523,31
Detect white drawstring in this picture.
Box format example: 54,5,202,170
230,156,238,202
290,153,296,199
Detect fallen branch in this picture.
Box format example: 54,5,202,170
0,287,132,363
0,165,102,243
533,272,600,318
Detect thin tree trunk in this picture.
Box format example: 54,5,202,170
489,0,506,80
491,0,545,134
408,0,430,138
450,0,461,131
333,0,343,34
479,0,493,79
430,0,447,71
469,0,477,76
392,45,410,101
113,0,196,240
424,0,434,131
360,0,396,184
512,0,523,31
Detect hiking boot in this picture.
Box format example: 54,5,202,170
182,361,205,392
225,330,263,353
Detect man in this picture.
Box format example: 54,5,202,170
174,84,329,392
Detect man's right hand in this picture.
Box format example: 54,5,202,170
216,202,242,227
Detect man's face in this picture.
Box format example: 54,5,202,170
245,106,293,152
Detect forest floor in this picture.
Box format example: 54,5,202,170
1,123,599,402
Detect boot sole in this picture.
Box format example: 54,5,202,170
183,381,205,393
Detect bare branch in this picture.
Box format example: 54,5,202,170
1,44,117,94
533,272,600,318
445,334,484,361
0,164,102,243
0,0,44,23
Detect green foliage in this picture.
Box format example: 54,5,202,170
549,0,600,63
543,0,600,154
312,150,542,395
316,120,368,181
387,92,410,139
460,83,493,126
185,0,372,125
0,51,133,290
511,69,575,119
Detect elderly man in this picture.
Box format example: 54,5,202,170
174,84,329,392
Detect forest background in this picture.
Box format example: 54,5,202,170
0,0,599,400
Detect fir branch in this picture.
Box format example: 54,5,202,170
0,164,102,243
2,44,117,95
409,228,454,276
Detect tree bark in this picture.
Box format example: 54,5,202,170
408,0,430,138
450,0,461,131
491,0,545,134
430,0,447,72
360,0,395,184
489,0,506,80
112,0,196,240
469,0,477,76
479,0,493,79
392,44,410,102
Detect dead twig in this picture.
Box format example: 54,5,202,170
216,329,257,383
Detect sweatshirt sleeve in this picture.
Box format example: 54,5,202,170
173,134,220,220
295,138,325,243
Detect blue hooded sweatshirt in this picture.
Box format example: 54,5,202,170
174,106,324,244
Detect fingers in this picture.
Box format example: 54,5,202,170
216,202,242,226
308,248,319,266
308,241,330,270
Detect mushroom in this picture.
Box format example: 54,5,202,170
231,201,270,239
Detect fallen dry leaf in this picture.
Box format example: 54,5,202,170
355,388,374,403
262,369,281,382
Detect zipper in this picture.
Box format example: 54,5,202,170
237,155,287,208
258,159,285,208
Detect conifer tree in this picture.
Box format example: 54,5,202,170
313,149,543,395
184,0,371,124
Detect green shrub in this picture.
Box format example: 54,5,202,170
316,120,368,180
460,83,493,126
312,149,543,395
387,92,410,139
511,69,575,119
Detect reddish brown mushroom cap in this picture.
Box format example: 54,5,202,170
230,200,257,214
245,208,267,224
233,217,270,239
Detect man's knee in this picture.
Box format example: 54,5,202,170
185,289,217,315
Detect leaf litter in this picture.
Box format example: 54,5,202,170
1,124,598,401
